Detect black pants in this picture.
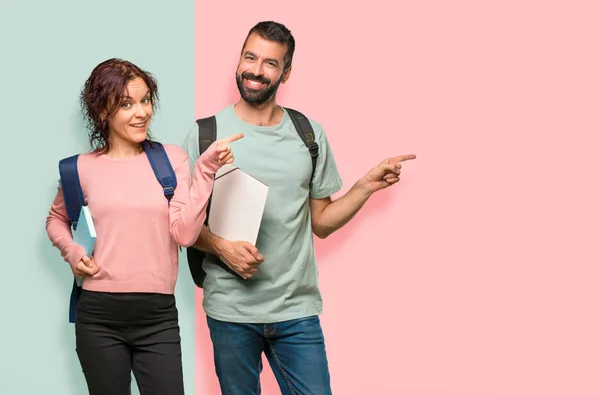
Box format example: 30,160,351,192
75,290,184,395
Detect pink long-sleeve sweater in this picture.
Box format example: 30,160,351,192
45,143,219,294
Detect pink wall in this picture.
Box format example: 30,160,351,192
195,1,600,394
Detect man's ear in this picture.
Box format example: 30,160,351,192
281,67,292,84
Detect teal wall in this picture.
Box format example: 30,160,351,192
0,1,196,393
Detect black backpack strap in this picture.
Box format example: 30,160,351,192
285,108,319,186
196,117,217,225
187,116,218,288
196,116,217,156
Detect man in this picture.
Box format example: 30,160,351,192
183,21,415,394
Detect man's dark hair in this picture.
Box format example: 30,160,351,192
242,21,295,71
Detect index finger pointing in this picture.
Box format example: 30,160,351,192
390,154,416,163
220,133,244,145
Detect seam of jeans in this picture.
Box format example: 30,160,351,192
265,338,296,395
256,358,262,395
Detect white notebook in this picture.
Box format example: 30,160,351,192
208,164,268,244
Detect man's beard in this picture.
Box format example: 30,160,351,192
236,71,282,105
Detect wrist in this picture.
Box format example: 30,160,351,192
198,143,221,175
213,236,229,256
356,176,374,198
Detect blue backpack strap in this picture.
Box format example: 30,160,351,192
58,154,85,324
67,278,82,323
142,140,177,202
58,155,84,229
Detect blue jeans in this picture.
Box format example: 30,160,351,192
206,315,332,395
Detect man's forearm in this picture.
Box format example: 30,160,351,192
193,225,227,255
313,178,372,238
191,225,264,279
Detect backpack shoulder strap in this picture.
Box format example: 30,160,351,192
285,108,319,186
58,154,85,324
142,140,177,202
196,116,217,155
186,116,218,289
195,116,217,221
58,154,84,230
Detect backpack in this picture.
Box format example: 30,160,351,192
186,108,319,288
58,140,177,323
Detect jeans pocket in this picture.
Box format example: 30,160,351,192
206,316,259,348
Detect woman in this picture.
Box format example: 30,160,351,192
45,58,242,395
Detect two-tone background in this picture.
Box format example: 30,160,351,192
1,1,599,394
